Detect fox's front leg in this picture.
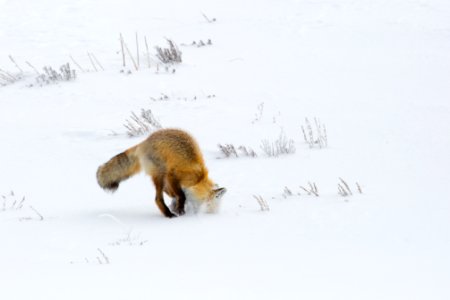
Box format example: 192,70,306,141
167,173,186,216
164,186,178,213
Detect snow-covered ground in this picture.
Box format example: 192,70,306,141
1,0,450,299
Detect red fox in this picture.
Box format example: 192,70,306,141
96,128,226,218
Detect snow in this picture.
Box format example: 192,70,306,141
1,0,450,299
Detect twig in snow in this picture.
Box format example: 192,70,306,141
1,191,26,211
356,182,363,194
26,61,40,75
97,248,110,264
338,178,359,197
282,186,293,198
70,55,86,73
136,32,140,69
17,197,26,210
0,68,18,82
120,33,126,68
124,40,138,70
87,52,98,72
253,195,270,211
201,12,216,23
109,229,148,246
251,102,264,124
29,205,44,221
91,53,104,71
144,36,151,68
338,184,348,197
0,77,10,86
339,177,352,196
9,55,23,73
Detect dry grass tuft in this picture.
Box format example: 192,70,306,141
253,195,270,211
156,39,182,64
301,117,327,149
300,182,319,197
261,130,295,157
218,144,257,158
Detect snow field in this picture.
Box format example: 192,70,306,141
1,0,450,299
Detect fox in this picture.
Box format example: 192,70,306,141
96,128,226,218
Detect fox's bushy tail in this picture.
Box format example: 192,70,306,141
96,146,141,192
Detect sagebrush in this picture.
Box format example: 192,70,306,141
124,109,162,137
35,63,76,86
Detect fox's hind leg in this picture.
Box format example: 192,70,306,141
167,172,186,216
152,174,176,218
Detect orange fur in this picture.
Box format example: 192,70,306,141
96,128,224,218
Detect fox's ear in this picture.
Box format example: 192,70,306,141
213,187,227,199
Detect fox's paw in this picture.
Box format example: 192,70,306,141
175,206,185,216
165,211,177,218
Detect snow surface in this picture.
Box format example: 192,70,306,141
1,0,450,299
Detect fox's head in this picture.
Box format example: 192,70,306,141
206,186,227,213
189,178,227,213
